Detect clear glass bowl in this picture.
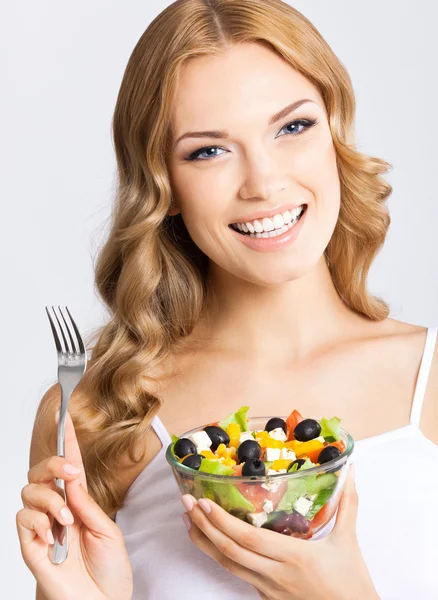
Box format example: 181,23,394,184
166,416,354,540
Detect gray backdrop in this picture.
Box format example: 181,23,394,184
2,1,437,597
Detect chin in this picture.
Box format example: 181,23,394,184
236,253,323,288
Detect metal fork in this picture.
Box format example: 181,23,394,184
45,306,87,564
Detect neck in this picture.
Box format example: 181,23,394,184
194,255,366,360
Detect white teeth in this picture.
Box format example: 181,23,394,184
282,211,292,224
261,217,274,232
253,220,264,233
232,205,306,235
273,214,284,228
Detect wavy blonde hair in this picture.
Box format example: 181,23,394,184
39,0,392,517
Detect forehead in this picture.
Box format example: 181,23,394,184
170,43,322,136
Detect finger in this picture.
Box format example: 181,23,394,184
187,500,279,574
63,477,120,540
56,409,88,490
28,455,81,486
187,515,273,597
16,508,54,572
21,483,75,526
182,494,299,562
331,463,358,540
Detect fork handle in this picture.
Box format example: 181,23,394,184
48,477,69,564
49,392,71,565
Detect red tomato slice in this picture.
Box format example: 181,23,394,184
237,480,287,512
285,409,304,441
307,501,337,535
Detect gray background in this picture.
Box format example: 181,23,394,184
2,1,437,597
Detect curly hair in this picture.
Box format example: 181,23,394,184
39,0,392,517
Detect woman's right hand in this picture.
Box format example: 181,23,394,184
16,410,133,600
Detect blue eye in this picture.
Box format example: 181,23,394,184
184,118,319,162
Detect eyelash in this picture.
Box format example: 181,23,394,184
184,118,319,162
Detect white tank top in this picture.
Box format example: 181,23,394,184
115,327,438,600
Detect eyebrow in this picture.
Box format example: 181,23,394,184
173,98,316,148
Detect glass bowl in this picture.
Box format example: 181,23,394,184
166,415,354,540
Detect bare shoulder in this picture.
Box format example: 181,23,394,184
381,318,438,445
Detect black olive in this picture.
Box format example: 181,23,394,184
241,458,266,477
203,426,230,451
287,458,306,472
174,438,197,459
293,418,321,442
263,510,309,535
265,417,287,434
181,454,203,470
237,439,261,462
317,446,342,464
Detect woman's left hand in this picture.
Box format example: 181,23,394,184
180,464,380,600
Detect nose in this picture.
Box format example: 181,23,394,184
238,151,289,203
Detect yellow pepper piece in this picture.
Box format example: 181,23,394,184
221,457,237,467
270,459,293,471
227,446,237,459
200,449,217,459
294,439,324,458
284,440,298,449
227,423,241,439
216,443,227,457
259,438,284,449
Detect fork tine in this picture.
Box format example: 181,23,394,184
53,306,70,354
58,306,78,355
65,306,86,355
45,306,63,353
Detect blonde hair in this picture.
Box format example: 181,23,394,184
43,0,392,516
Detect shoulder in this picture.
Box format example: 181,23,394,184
419,326,438,445
384,319,438,446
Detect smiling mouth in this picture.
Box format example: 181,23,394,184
229,204,307,238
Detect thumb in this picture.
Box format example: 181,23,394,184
65,477,118,539
331,462,358,540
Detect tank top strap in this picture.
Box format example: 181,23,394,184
151,414,173,447
410,326,438,428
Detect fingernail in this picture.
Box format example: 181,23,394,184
182,513,192,531
60,507,74,524
46,529,55,544
198,498,211,514
181,494,194,511
63,463,80,475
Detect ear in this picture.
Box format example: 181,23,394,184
167,205,181,217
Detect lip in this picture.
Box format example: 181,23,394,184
229,204,307,252
229,201,308,226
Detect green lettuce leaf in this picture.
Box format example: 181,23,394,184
218,405,250,432
306,485,336,520
318,417,342,442
170,433,179,456
194,459,255,517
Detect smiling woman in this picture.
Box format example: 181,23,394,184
21,0,438,599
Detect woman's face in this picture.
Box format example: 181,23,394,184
168,42,340,286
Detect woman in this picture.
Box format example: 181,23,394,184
17,1,438,599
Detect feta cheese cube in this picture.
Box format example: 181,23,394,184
293,496,314,517
314,436,325,443
268,427,287,442
265,447,281,461
189,430,212,452
263,499,274,514
247,511,268,527
281,448,296,460
239,431,255,443
261,481,281,493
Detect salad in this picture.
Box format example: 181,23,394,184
169,406,349,539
